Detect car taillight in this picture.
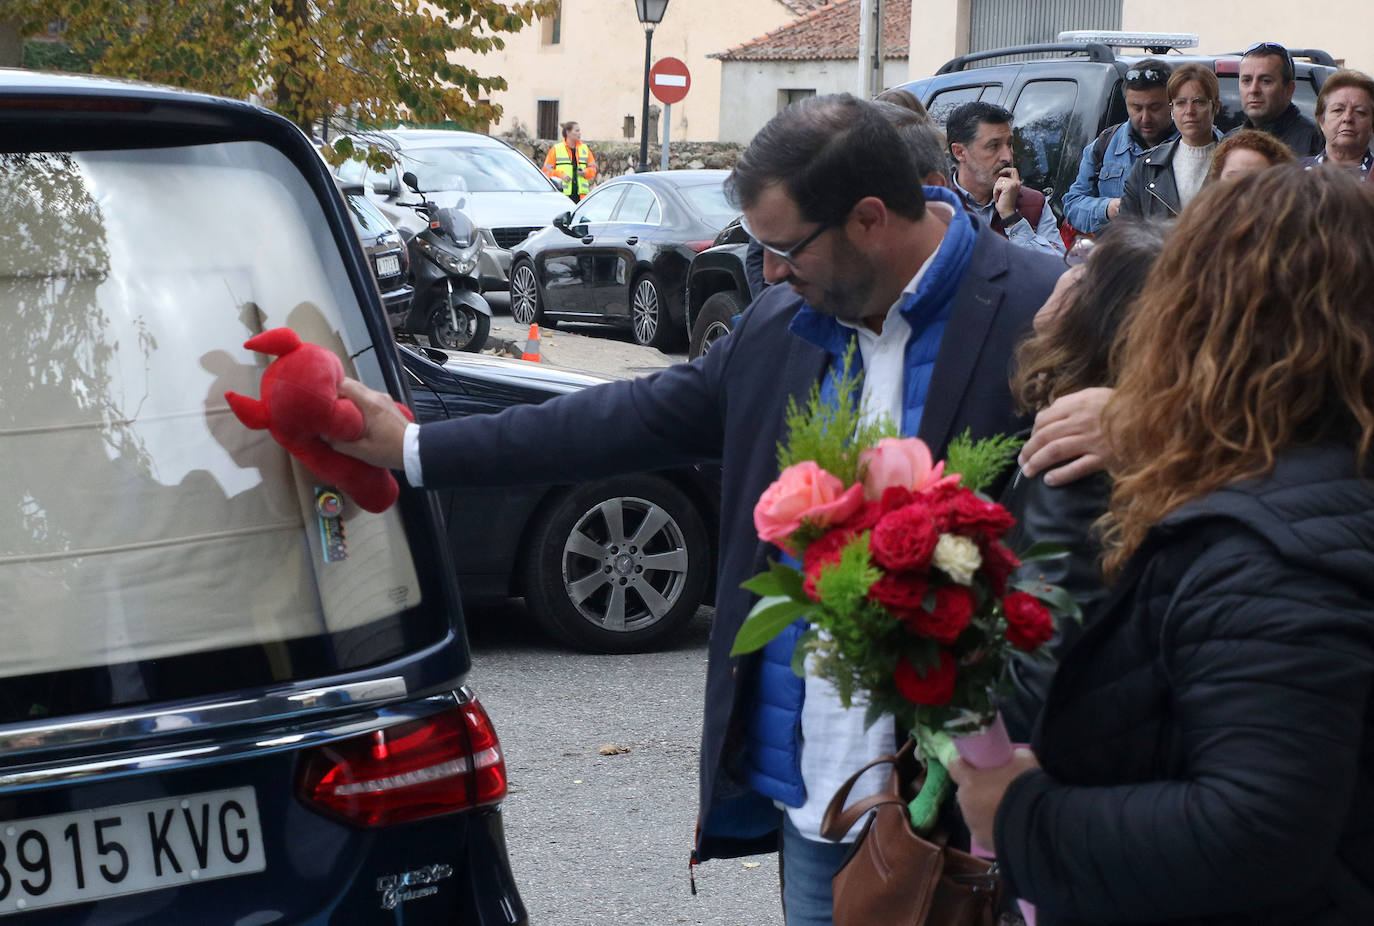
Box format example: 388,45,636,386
296,699,507,827
684,240,714,253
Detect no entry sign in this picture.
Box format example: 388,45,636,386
649,57,691,106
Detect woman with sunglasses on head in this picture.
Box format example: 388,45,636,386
1120,63,1224,219
953,166,1374,924
1303,69,1374,182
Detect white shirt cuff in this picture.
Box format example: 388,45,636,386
403,422,423,488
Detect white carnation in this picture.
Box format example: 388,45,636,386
932,533,982,585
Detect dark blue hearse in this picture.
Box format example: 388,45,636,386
0,70,525,922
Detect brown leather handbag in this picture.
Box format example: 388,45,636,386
820,739,1001,926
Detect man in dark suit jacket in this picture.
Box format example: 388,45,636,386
335,94,1063,923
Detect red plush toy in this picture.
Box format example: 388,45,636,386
224,327,413,514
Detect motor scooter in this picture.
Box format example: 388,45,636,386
393,170,491,352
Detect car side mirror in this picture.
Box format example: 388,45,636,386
553,211,572,232
402,170,421,194
571,222,590,238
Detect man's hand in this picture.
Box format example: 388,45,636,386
1106,197,1122,220
993,166,1022,220
948,748,1040,849
328,378,410,471
1017,387,1115,486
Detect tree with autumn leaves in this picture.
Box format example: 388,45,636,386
12,0,557,164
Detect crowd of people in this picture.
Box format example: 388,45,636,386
330,42,1374,926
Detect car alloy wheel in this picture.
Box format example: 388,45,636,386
631,275,661,347
522,475,709,653
510,260,541,326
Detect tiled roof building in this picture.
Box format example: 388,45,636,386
715,0,911,62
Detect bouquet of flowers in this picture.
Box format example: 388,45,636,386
731,358,1079,832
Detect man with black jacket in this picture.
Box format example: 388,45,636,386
331,94,1063,925
1231,41,1324,157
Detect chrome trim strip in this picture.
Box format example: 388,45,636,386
0,692,459,790
0,676,409,756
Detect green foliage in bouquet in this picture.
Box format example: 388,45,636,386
776,344,897,485
944,429,1024,495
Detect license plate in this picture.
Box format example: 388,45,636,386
375,254,401,277
0,787,266,916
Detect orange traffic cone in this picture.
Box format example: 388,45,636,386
521,323,542,362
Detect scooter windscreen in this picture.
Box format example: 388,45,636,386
434,206,475,247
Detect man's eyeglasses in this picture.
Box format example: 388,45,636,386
1124,68,1167,86
1170,97,1214,111
739,215,833,268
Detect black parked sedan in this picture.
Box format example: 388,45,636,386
508,170,735,351
339,180,413,327
401,344,719,653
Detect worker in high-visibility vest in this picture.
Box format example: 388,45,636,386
543,121,598,203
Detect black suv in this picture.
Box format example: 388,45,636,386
685,216,755,360
683,32,1338,355
891,31,1337,218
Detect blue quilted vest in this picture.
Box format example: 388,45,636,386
740,186,978,808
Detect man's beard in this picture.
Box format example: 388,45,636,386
807,236,877,324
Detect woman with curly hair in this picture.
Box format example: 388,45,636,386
1206,127,1296,182
998,218,1167,742
953,166,1374,924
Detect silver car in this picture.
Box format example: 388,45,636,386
336,129,573,292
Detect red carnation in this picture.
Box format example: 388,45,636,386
894,651,957,706
945,488,1016,540
840,501,883,532
979,540,1022,597
869,503,940,572
867,571,928,622
879,485,915,512
802,529,856,601
905,585,975,644
1003,591,1055,651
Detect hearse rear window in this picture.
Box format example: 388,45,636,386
0,142,425,718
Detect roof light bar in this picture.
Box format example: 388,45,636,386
1058,30,1199,50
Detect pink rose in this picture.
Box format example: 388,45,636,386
860,437,959,501
754,461,864,552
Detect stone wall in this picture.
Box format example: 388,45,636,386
503,137,744,180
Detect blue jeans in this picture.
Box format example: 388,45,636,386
780,815,853,926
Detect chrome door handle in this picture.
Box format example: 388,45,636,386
625,236,638,245
581,236,594,244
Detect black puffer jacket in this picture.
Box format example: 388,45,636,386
995,444,1374,924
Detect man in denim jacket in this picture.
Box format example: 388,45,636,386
1062,59,1177,234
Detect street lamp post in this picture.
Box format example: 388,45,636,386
634,0,669,173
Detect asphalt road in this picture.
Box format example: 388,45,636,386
464,302,783,925
482,292,690,379
467,605,782,926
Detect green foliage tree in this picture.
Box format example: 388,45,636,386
13,0,556,164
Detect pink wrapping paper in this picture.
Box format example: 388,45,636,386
953,713,1035,923
952,711,1014,769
